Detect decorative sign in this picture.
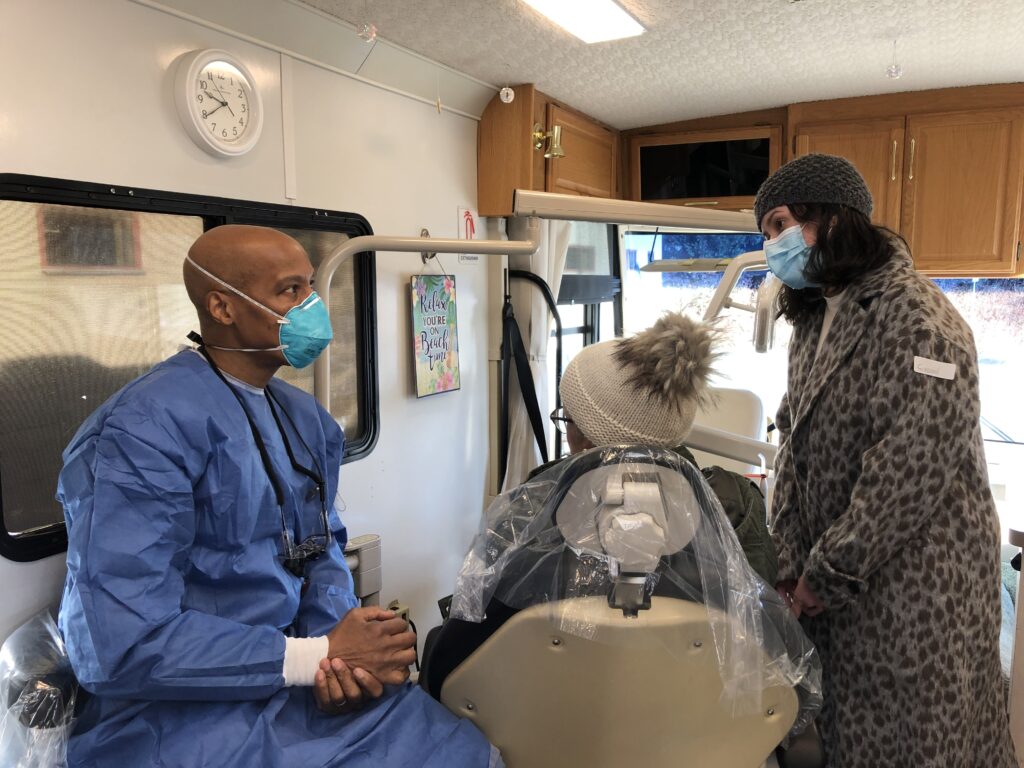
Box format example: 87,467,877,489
411,274,461,397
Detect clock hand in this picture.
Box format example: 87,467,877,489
204,103,225,118
210,80,236,118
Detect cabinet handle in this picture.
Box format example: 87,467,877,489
684,201,719,206
890,140,898,181
908,138,916,181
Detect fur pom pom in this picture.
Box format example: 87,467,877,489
612,312,720,411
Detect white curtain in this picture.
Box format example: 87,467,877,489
501,218,572,491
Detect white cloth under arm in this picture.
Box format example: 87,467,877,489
283,636,329,686
815,289,848,361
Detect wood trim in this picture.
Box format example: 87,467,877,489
623,107,787,138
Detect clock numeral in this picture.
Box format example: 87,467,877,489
239,117,245,126
237,89,243,98
196,93,204,104
199,80,208,90
222,129,228,137
232,127,238,136
207,72,214,81
240,103,247,113
210,122,217,132
217,72,225,80
201,109,208,119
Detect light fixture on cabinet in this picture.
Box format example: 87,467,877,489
532,123,565,158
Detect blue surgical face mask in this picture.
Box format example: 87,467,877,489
185,255,333,369
763,224,819,290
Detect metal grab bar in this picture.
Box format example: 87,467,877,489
686,423,777,471
313,221,541,411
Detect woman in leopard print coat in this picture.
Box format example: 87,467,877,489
756,154,1016,767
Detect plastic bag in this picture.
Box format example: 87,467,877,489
0,610,79,768
451,445,822,735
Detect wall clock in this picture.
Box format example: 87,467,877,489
174,49,263,157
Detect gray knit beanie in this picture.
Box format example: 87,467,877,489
559,313,718,448
753,153,873,230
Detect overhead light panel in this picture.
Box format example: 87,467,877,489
520,0,644,44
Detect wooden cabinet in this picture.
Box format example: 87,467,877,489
794,108,1024,275
901,109,1024,275
477,85,618,217
545,103,617,199
628,125,782,211
794,118,904,230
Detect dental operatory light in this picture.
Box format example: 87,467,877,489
886,38,903,79
520,0,644,44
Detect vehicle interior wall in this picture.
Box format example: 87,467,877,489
0,0,489,644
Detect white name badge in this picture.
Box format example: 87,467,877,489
913,356,956,380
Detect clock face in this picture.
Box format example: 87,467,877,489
194,61,252,146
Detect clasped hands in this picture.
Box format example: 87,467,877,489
313,607,417,715
775,576,825,619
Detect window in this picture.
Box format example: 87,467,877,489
620,228,790,415
271,228,366,441
546,222,622,457
933,278,1024,546
0,175,377,562
620,231,1024,547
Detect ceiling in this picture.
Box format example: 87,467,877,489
296,0,1024,130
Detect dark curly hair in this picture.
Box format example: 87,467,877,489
775,203,902,324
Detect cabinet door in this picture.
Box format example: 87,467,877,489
545,104,617,199
794,118,905,230
902,109,1024,275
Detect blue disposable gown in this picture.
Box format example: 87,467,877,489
58,350,493,767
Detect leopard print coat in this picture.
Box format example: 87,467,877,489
770,241,1017,767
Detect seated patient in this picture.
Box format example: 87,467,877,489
421,313,786,701
537,311,777,584
58,225,499,768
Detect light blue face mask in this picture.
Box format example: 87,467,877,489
764,224,819,290
185,255,333,369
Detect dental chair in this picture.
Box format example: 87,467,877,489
425,446,822,768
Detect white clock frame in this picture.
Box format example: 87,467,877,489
173,48,264,158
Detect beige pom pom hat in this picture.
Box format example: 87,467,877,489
559,312,719,447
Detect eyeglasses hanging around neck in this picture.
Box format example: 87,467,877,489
190,334,331,577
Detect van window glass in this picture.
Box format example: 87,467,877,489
0,200,202,536
0,177,378,561
273,228,363,440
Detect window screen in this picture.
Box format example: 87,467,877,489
0,175,378,560
0,200,202,536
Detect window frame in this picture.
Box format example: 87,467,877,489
0,173,379,562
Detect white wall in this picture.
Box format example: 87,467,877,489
0,0,489,642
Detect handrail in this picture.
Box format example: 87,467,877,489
702,250,768,322
313,220,541,410
686,423,777,471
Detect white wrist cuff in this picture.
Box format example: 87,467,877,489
282,636,329,687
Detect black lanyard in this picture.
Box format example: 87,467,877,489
189,333,330,576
